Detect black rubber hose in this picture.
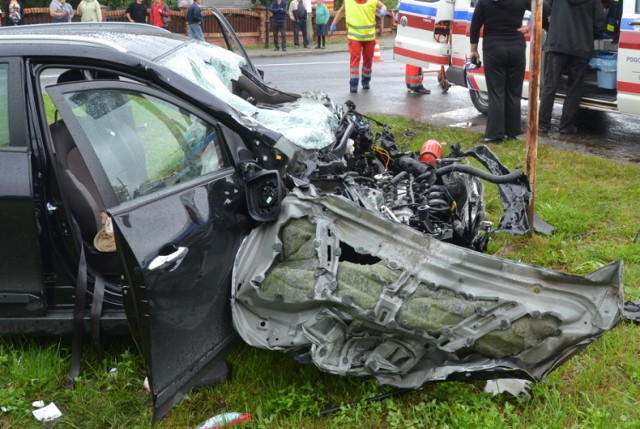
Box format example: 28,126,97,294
417,164,524,183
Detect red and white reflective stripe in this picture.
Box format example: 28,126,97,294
398,13,435,31
452,20,467,36
466,72,479,90
618,81,640,94
619,30,640,50
395,46,449,65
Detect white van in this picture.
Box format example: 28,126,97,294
393,0,640,116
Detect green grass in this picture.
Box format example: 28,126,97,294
1,115,639,429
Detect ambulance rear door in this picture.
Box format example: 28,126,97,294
449,0,474,72
616,2,640,115
394,0,455,68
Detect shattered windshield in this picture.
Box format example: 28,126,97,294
156,42,339,150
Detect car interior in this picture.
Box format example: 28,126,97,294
45,68,127,301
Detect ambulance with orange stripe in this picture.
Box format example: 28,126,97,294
393,0,640,117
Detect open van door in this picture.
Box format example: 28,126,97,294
394,0,455,68
616,5,640,115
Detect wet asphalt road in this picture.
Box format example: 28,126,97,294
251,47,640,165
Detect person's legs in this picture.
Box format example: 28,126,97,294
348,39,362,92
504,45,526,137
538,52,567,132
189,23,204,41
193,24,205,42
360,39,375,89
281,22,287,49
273,21,281,49
483,46,507,139
559,55,588,133
302,19,309,47
405,64,429,94
293,21,301,47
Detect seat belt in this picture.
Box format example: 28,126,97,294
66,217,106,387
66,217,87,389
90,271,105,361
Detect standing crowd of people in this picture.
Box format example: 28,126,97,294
0,0,207,42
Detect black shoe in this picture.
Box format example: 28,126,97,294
362,83,370,90
506,135,519,141
350,86,358,93
315,45,321,49
407,86,431,95
479,137,503,144
559,125,578,135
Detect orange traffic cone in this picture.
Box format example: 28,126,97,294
373,40,383,62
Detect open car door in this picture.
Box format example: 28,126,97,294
394,0,455,68
45,80,252,422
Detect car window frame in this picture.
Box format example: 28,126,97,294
0,58,28,148
44,79,235,211
209,8,261,78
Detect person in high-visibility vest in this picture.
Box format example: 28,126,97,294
405,64,431,95
330,0,387,93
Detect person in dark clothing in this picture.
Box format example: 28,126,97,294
270,0,288,51
125,0,148,23
289,0,309,48
3,0,25,25
538,0,605,134
470,0,544,143
186,0,205,41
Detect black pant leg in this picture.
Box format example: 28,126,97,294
273,21,280,47
539,52,568,128
559,55,588,130
301,19,309,46
504,44,526,136
483,46,508,139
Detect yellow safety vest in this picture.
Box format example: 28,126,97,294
345,0,377,42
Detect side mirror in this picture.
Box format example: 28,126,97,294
245,168,282,222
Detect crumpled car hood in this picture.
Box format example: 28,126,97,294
232,186,623,386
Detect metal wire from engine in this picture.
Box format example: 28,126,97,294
371,145,392,169
416,164,524,183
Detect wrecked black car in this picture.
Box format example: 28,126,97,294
0,21,623,423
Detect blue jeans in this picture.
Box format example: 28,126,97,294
293,19,308,47
189,23,205,42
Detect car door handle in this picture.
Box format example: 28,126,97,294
148,246,189,272
631,20,640,26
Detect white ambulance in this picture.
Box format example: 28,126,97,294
393,0,640,117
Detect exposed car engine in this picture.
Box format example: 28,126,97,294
294,101,530,252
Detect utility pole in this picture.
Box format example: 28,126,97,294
526,0,543,227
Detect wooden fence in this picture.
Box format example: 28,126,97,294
13,6,394,47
